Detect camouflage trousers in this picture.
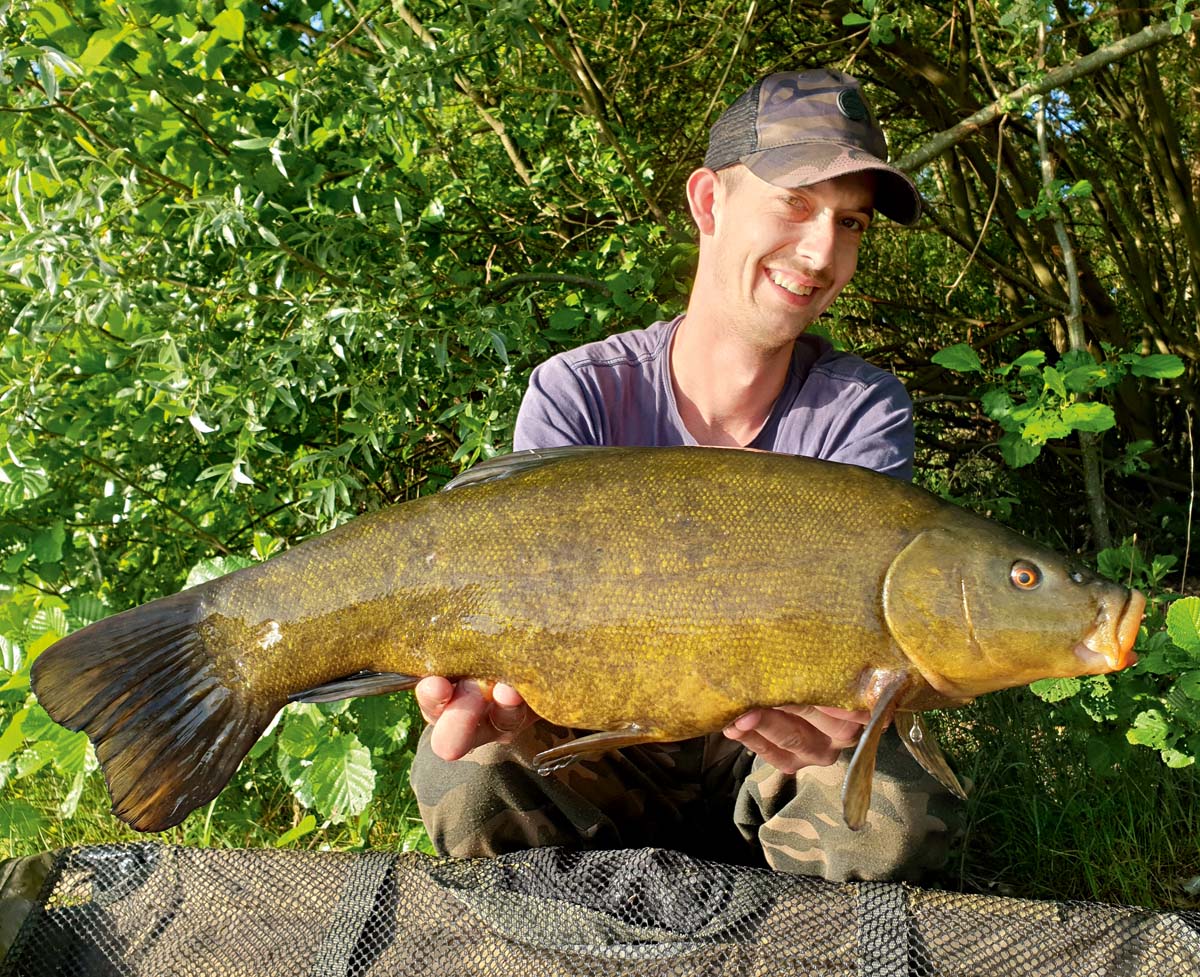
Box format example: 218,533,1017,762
411,722,960,882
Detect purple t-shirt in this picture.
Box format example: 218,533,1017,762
513,317,914,480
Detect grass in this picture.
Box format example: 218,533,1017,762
929,688,1200,909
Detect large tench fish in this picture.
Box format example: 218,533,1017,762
31,446,1144,833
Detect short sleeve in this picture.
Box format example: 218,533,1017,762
513,357,602,450
818,372,914,480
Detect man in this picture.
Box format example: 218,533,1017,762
411,69,955,880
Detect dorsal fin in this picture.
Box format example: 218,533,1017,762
441,446,616,492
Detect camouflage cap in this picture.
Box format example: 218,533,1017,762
704,70,922,225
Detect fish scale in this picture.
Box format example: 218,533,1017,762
31,445,1143,832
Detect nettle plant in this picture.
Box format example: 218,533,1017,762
1030,555,1200,771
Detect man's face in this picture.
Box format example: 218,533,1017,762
700,166,876,350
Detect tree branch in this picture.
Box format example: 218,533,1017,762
392,1,533,187
529,15,668,225
488,272,611,298
1036,20,1110,549
897,18,1189,173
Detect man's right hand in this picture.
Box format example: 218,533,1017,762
415,677,538,760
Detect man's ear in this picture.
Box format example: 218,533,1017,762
686,168,720,235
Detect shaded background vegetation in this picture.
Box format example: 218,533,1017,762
1,0,1197,906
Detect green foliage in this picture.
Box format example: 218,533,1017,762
1170,0,1195,34
0,585,98,832
0,0,684,852
996,0,1053,34
935,687,1200,907
1029,538,1200,772
0,0,684,598
1016,179,1094,222
842,0,898,45
1170,597,1200,649
930,344,983,374
933,345,1184,468
276,706,376,825
271,695,414,825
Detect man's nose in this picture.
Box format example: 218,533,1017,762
794,216,838,269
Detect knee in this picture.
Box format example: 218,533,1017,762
412,726,597,858
737,750,962,882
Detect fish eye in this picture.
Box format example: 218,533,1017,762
1010,561,1042,590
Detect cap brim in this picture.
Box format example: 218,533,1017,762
742,143,922,226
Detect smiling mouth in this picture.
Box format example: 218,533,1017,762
768,271,816,296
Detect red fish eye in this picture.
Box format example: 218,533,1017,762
1011,561,1041,590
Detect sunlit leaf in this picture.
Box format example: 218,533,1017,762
211,7,245,43
0,800,46,840
1058,401,1114,433
931,343,983,373
1168,598,1200,654
273,814,317,847
1029,677,1081,702
305,732,375,824
184,556,254,589
1130,354,1185,379
1127,709,1170,749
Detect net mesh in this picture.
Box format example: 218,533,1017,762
3,844,1199,976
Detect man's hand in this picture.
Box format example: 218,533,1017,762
723,704,869,773
415,677,539,761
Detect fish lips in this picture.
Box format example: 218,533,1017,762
1075,587,1145,674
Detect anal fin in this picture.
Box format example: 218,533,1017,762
895,710,969,800
532,724,660,776
290,671,420,703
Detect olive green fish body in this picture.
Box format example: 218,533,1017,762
31,446,1143,832
199,449,937,734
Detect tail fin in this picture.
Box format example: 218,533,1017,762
30,589,279,832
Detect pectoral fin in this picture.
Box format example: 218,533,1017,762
895,711,969,800
842,671,914,831
532,725,661,775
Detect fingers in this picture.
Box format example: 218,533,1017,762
419,678,533,761
415,676,455,724
429,679,491,761
723,705,868,774
778,704,869,750
724,718,840,772
487,683,530,734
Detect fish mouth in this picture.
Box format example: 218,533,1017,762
1074,588,1146,673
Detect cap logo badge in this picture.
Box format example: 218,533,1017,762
837,89,869,122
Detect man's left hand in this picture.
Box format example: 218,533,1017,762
723,705,869,773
